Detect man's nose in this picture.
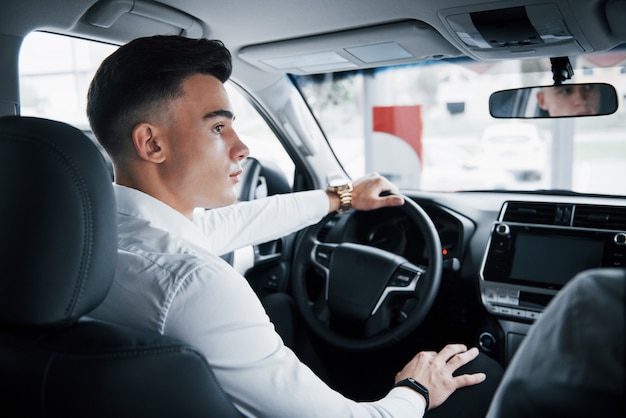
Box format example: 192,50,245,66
233,133,250,161
575,87,589,101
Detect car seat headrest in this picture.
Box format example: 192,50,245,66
0,116,117,327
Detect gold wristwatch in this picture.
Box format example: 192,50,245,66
326,177,353,214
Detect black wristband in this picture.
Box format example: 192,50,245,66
393,377,430,410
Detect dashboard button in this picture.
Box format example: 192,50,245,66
526,311,540,320
498,307,513,315
511,309,526,318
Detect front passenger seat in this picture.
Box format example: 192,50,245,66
0,116,244,418
486,267,625,417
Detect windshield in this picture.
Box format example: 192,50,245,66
294,52,626,195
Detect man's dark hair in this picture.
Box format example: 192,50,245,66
87,35,232,160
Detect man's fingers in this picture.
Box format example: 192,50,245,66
444,346,480,370
436,343,469,363
452,372,487,389
376,194,405,208
351,172,406,211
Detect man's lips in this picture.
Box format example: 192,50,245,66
573,106,595,116
230,168,243,181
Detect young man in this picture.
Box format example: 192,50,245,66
87,35,487,417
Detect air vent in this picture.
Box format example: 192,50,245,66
573,205,626,230
501,201,573,225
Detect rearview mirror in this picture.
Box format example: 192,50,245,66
489,83,618,119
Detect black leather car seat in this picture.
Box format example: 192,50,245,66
0,116,243,418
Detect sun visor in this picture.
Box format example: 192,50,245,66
439,3,592,60
606,0,626,39
78,0,206,43
238,20,463,75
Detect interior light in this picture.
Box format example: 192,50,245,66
261,51,350,70
298,62,359,73
345,42,413,63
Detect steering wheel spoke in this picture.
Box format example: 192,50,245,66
310,241,337,273
371,263,425,315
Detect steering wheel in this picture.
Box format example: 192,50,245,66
291,194,442,351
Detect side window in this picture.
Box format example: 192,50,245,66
225,83,295,190
18,32,116,128
18,31,295,188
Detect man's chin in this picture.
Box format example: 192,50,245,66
201,194,238,210
220,192,239,207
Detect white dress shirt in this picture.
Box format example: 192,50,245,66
89,184,426,418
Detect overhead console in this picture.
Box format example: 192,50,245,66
480,200,626,322
438,0,626,61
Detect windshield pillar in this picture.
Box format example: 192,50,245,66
364,72,375,175
550,118,575,190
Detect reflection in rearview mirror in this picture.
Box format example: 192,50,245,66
489,83,618,119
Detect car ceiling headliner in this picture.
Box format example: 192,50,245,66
1,0,624,91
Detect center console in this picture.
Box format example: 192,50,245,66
478,200,626,362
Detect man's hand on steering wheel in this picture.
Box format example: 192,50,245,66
327,173,405,213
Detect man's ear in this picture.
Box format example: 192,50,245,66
536,91,547,110
131,123,166,163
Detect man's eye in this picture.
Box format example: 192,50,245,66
212,123,224,134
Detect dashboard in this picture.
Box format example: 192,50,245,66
317,190,626,364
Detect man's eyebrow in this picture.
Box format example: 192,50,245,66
203,109,235,120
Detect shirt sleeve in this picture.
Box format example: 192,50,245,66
193,190,330,255
162,258,426,418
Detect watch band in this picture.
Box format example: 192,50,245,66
393,377,430,410
327,182,353,213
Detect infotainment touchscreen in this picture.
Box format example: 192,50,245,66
509,232,604,287
481,203,626,319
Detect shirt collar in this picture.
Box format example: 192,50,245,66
113,184,213,253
